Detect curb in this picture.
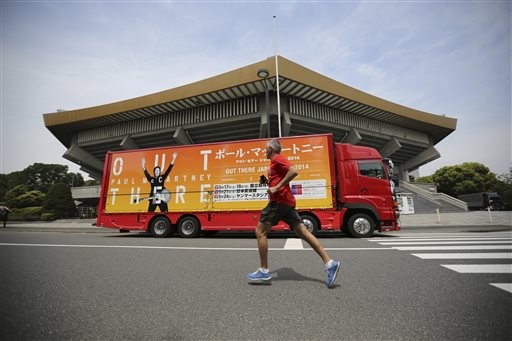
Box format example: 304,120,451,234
1,226,115,233
2,224,510,234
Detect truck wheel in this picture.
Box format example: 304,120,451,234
300,214,318,234
151,216,173,238
347,213,375,238
178,216,200,238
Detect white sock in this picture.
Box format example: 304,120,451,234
259,267,269,273
325,259,334,269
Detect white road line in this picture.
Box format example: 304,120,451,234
441,264,512,273
368,237,512,242
412,253,512,259
378,241,512,245
284,238,304,250
0,243,258,250
490,283,512,294
372,233,512,239
393,245,512,251
0,243,392,251
324,248,394,251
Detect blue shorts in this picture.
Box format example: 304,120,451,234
260,202,302,227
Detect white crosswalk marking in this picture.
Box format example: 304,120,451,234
392,245,512,250
368,232,512,294
369,237,511,242
490,283,512,294
378,240,512,245
370,232,512,239
412,253,512,259
284,238,303,250
441,264,512,273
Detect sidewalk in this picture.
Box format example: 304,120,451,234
2,219,105,232
2,211,511,232
399,210,511,228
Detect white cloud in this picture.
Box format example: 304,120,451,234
1,1,510,178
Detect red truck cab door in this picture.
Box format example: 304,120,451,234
335,143,396,223
354,160,394,211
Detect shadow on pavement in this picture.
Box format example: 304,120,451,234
271,267,327,285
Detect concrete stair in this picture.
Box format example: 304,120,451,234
397,181,468,214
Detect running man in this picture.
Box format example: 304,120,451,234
247,138,341,287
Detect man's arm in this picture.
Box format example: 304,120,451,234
162,152,178,178
268,166,298,195
141,158,151,180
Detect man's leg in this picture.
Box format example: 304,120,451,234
247,221,273,283
255,221,272,269
293,223,331,263
293,222,341,287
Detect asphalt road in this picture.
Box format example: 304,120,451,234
1,227,511,340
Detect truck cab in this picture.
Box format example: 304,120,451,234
334,143,399,237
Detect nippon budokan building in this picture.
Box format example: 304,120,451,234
43,56,457,212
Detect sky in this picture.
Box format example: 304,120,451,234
1,1,510,179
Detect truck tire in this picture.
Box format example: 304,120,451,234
151,216,173,238
347,213,375,238
178,216,200,238
300,214,318,234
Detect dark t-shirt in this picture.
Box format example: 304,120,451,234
143,164,174,203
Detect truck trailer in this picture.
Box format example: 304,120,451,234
458,192,504,211
96,134,400,238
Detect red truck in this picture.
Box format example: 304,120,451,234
96,133,399,238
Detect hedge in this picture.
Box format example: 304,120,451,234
8,207,46,221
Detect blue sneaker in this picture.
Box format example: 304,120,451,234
326,260,340,287
247,269,272,283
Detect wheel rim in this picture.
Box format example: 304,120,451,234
302,218,314,233
353,217,371,235
181,220,195,235
154,220,167,235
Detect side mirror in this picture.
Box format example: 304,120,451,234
384,158,394,170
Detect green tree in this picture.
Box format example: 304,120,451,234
5,185,30,208
491,168,512,210
24,163,71,192
9,190,45,208
43,183,76,218
0,171,24,202
1,164,87,198
415,175,434,183
432,162,497,197
6,171,24,189
0,174,8,201
84,179,99,186
67,172,85,188
496,168,512,184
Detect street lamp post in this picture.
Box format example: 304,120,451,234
257,69,270,138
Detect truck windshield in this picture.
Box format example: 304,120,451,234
358,161,387,179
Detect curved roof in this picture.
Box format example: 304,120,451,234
44,55,456,148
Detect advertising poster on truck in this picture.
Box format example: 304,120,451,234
104,135,334,213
